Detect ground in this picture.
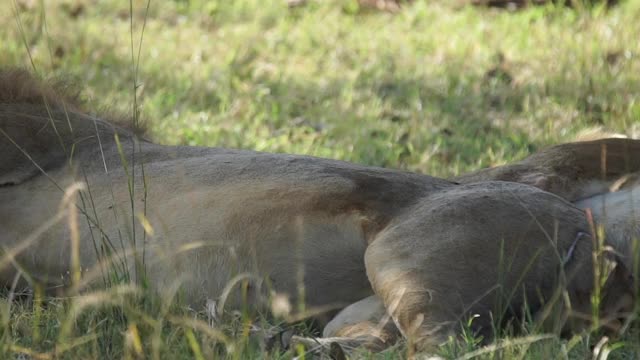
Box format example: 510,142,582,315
1,0,639,358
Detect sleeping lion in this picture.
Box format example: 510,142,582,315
1,69,637,354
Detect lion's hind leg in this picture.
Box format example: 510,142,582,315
364,182,600,352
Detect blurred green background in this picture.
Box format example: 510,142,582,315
4,0,639,179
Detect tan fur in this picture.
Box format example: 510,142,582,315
455,137,640,201
326,139,640,354
575,184,640,271
0,70,636,354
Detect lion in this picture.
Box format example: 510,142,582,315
0,69,637,354
318,139,640,353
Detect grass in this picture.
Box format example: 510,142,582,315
1,0,640,358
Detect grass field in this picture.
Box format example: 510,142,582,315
2,0,640,358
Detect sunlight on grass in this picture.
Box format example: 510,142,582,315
3,0,640,176
1,0,639,358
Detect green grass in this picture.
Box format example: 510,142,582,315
2,0,640,358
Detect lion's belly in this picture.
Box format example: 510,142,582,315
0,168,374,313
143,181,373,311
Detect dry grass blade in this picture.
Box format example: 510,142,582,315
456,334,558,359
